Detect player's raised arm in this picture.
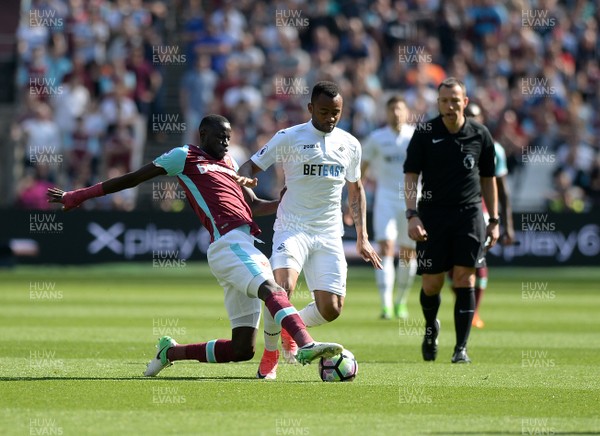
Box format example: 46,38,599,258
47,163,167,211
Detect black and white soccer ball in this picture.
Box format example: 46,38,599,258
318,349,358,382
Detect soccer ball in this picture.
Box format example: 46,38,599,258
318,349,358,382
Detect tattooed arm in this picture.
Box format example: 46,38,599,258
346,180,382,269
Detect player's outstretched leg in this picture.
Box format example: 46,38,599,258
144,336,178,376
144,329,257,376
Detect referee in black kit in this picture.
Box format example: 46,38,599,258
403,77,499,364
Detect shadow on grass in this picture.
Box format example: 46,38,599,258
431,433,600,435
1,376,255,382
0,376,322,383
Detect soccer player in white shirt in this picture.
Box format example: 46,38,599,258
238,81,382,379
361,96,417,320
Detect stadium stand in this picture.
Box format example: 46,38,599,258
5,0,600,213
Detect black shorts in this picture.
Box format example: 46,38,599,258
416,203,486,275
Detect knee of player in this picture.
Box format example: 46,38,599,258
232,346,255,362
257,280,288,300
278,279,295,294
320,302,343,322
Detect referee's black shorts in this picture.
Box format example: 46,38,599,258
416,203,486,275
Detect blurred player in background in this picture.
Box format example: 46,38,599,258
361,96,417,320
48,114,343,377
238,81,382,379
449,103,515,328
403,78,499,364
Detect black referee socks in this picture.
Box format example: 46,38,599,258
454,287,475,349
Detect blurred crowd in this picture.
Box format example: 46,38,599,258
11,0,600,212
13,0,166,210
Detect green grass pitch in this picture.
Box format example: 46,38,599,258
1,263,599,435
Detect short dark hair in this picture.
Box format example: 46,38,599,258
437,77,467,95
199,114,230,131
386,95,406,108
311,81,340,102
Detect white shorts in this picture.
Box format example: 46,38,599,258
373,195,416,249
271,230,347,296
207,226,274,329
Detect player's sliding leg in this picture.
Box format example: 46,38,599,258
472,267,488,328
144,313,261,376
143,328,256,377
143,336,178,376
395,247,417,319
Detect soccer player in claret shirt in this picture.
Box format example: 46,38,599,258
361,96,417,320
238,81,382,380
47,114,343,376
403,78,500,364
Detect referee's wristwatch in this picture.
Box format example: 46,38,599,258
405,209,420,220
488,217,500,225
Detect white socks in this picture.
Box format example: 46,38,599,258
262,305,280,351
375,256,395,309
264,298,330,351
298,301,328,327
396,257,417,305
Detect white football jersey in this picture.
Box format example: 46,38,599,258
362,124,415,201
251,121,361,235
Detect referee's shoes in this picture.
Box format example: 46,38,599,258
451,346,471,364
421,319,440,361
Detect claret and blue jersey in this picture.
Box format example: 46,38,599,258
153,145,259,242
